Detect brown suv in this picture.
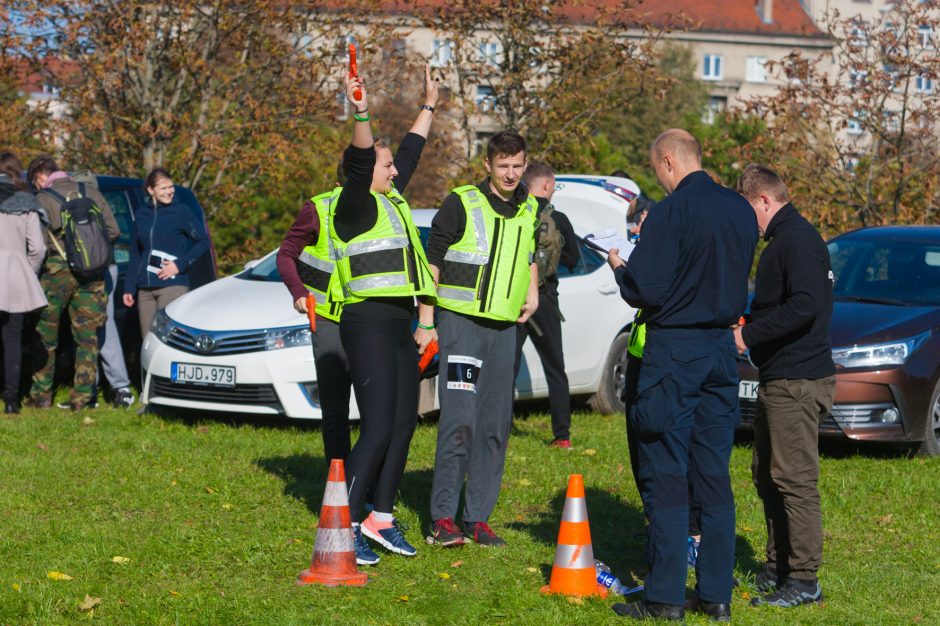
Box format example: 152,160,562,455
738,226,940,456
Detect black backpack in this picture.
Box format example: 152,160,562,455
43,183,113,279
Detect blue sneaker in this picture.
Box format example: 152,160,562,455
352,525,380,565
361,514,417,556
687,536,700,567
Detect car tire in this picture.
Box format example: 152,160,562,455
590,332,629,416
917,379,940,456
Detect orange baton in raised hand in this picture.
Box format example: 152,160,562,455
348,43,362,101
306,294,317,333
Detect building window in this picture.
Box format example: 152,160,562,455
431,39,453,67
745,57,767,83
919,25,934,49
475,85,496,112
478,42,501,67
474,132,493,157
702,54,723,81
883,110,900,132
849,70,868,87
847,112,863,135
916,75,934,93
702,96,726,124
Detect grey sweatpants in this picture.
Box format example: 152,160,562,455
98,264,130,390
430,309,516,523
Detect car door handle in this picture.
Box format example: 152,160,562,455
597,284,618,295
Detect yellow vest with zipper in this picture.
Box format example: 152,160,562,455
436,185,539,322
328,187,435,306
295,191,343,322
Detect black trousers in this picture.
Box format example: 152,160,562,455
1,312,25,401
311,318,352,463
340,315,418,517
514,292,571,440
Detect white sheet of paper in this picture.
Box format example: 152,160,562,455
147,249,178,274
584,230,636,260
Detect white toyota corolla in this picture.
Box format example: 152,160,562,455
140,177,639,419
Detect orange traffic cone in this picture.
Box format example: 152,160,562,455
540,473,606,598
297,459,368,587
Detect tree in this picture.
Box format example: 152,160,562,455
745,0,940,234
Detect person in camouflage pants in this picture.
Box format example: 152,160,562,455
29,255,107,408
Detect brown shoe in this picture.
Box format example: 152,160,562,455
25,396,52,409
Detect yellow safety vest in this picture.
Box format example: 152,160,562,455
296,191,342,322
436,185,539,322
328,187,436,306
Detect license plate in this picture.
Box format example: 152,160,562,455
738,380,758,400
171,362,236,387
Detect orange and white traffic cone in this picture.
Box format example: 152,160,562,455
540,473,606,598
297,459,368,587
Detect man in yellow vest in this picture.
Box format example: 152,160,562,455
418,130,540,547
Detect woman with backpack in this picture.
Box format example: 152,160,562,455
122,168,210,337
0,153,48,414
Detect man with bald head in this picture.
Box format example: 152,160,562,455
607,129,758,621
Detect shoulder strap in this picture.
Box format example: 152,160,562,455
78,182,86,198
41,188,67,205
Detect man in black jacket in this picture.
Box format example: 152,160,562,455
734,164,835,609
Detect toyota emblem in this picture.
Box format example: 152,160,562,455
195,334,216,353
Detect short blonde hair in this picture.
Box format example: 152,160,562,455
736,164,789,203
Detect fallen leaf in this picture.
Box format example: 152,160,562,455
741,525,754,532
81,417,95,426
78,595,101,612
566,596,584,605
11,583,20,592
36,442,48,451
741,591,751,600
196,426,209,434
47,571,73,581
526,567,538,573
111,556,130,565
438,572,450,579
878,514,893,525
518,479,532,487
170,480,177,486
515,514,524,521
205,487,216,494
398,595,409,602
451,560,463,568
222,503,233,510
168,590,180,597
582,448,597,456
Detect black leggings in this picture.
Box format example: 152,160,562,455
1,312,24,401
341,315,419,517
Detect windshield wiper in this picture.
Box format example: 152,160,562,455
836,295,910,306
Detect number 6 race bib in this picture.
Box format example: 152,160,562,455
446,355,483,392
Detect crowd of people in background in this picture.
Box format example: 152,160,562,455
0,60,836,622
0,153,208,414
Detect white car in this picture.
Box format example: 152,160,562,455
140,177,639,419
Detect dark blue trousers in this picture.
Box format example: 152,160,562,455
630,327,739,606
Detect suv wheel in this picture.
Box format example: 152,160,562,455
590,332,629,415
918,379,940,456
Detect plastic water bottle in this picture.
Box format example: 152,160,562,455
595,560,624,594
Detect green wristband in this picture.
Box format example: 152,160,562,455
416,322,435,330
353,111,370,122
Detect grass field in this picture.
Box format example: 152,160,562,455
1,403,938,625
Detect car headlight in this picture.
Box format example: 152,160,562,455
832,332,930,369
264,326,312,351
150,309,175,343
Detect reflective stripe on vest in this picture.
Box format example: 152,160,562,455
298,192,342,322
436,185,539,322
329,187,436,305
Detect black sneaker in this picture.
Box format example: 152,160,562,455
612,601,684,621
461,521,506,547
753,564,783,594
751,577,823,608
112,388,135,408
429,518,465,547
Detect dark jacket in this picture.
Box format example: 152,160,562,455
124,197,209,294
535,197,579,297
742,203,835,382
614,170,758,329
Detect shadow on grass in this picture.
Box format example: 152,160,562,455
253,453,434,522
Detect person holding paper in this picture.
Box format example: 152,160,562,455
123,167,210,337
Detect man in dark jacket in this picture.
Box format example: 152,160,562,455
734,164,835,609
608,129,757,622
514,161,580,448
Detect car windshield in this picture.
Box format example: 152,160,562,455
239,253,281,282
828,239,940,306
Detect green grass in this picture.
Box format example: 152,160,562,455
1,404,938,625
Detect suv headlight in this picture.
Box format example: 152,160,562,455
264,326,312,351
832,332,930,369
150,309,175,343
